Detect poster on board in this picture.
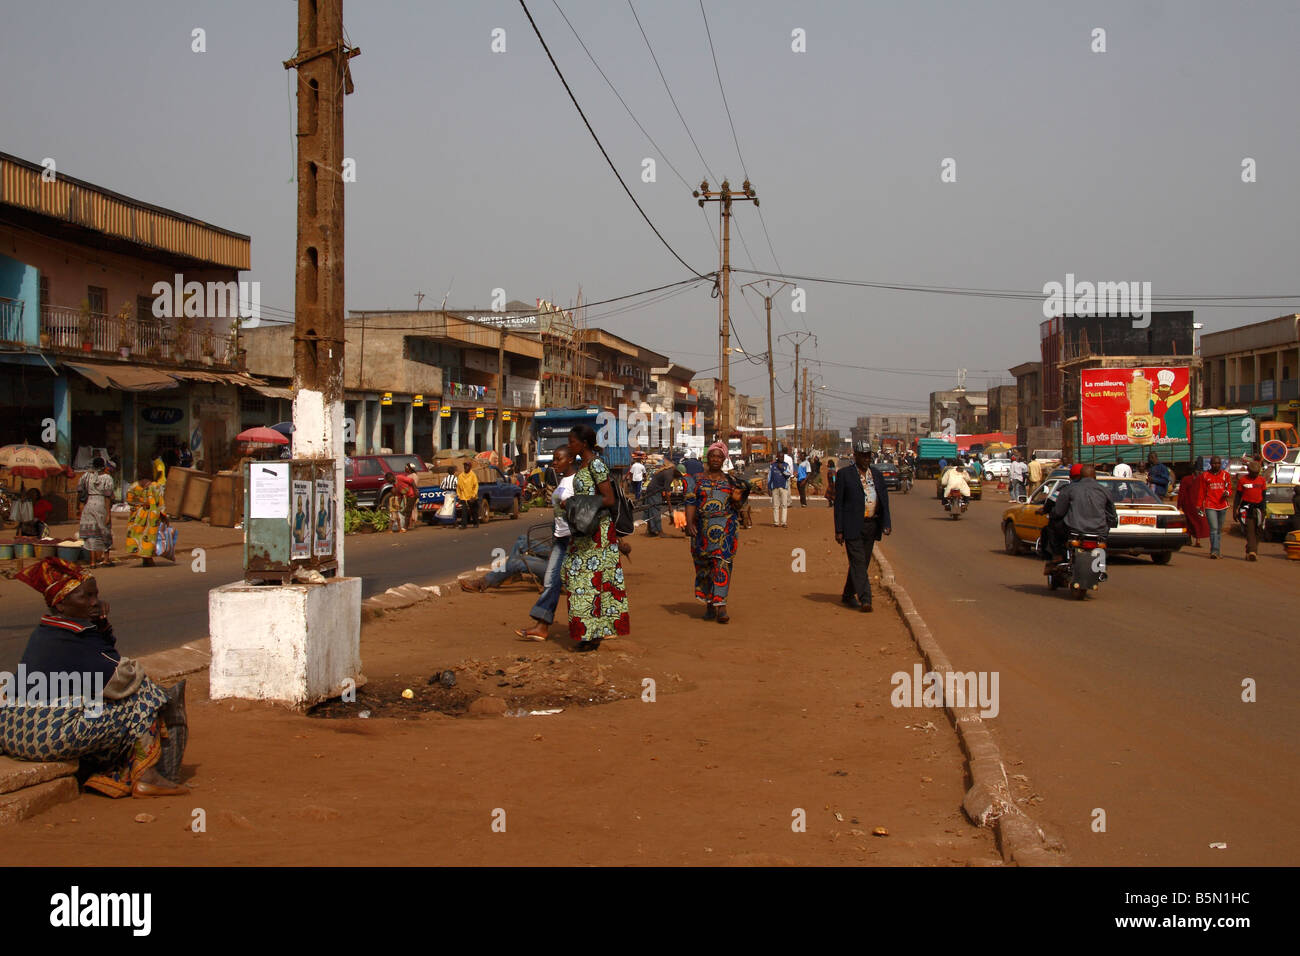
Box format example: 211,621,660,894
313,479,334,558
1080,367,1191,446
290,479,312,560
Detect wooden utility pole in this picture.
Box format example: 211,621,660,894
741,280,793,457
284,0,358,568
780,330,813,455
695,179,757,441
801,367,809,455
496,328,505,467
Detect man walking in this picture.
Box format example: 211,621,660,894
1202,456,1231,558
796,455,810,507
1146,452,1171,499
768,454,791,527
833,442,892,612
1233,460,1267,561
642,461,675,537
628,457,647,500
1008,454,1029,500
456,461,480,529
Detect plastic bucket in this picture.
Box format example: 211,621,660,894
0,544,13,560
57,545,81,562
34,543,57,559
14,543,35,558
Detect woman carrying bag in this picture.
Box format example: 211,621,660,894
561,425,629,651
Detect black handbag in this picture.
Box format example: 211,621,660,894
565,494,606,536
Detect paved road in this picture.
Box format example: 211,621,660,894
0,514,550,671
879,486,1300,865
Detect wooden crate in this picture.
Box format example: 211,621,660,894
208,472,243,528
180,473,212,520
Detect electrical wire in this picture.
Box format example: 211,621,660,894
517,0,707,279
698,0,748,182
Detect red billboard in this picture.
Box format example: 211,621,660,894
1080,367,1191,446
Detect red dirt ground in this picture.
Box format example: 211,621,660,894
5,505,998,865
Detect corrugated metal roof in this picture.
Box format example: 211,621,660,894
0,152,250,270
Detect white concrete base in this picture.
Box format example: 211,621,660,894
208,577,362,708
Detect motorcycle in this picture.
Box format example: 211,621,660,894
1045,531,1108,599
943,489,968,519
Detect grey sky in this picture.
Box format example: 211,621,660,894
3,0,1297,428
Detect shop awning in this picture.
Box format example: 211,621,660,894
253,385,295,400
64,362,180,392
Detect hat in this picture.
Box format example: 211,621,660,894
707,440,728,457
1157,368,1175,387
16,557,92,608
852,439,872,454
1069,463,1083,480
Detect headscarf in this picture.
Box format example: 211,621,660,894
707,440,728,458
16,557,92,608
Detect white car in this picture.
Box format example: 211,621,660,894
982,455,1012,480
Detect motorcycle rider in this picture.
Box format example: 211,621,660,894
941,463,971,510
1043,463,1116,564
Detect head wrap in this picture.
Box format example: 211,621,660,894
16,557,92,608
708,440,728,457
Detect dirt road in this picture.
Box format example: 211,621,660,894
4,504,997,866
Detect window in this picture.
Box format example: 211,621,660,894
87,286,107,315
354,458,383,477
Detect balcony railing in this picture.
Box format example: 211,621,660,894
38,306,244,368
0,296,23,344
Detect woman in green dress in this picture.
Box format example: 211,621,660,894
560,425,629,651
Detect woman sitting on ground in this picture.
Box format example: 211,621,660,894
0,558,189,797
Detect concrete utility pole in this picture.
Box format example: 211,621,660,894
741,279,793,456
695,179,757,441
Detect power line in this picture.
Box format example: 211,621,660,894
698,0,748,181
517,0,707,278
627,0,716,182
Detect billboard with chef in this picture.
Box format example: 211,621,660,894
1080,366,1191,445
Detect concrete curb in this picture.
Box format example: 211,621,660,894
874,547,1065,866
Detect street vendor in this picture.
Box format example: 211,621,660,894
0,558,189,797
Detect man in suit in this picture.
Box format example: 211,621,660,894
833,441,892,612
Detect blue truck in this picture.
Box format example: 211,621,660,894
533,407,632,470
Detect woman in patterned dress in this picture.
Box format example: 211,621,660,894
560,425,629,651
77,456,116,567
686,441,748,624
124,462,166,566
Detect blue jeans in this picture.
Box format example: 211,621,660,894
644,491,663,534
485,534,550,587
1206,507,1227,555
528,535,569,624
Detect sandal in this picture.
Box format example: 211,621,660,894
704,605,716,620
716,608,730,624
515,627,548,642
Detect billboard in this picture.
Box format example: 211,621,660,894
1080,367,1191,446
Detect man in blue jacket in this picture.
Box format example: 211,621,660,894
833,442,893,612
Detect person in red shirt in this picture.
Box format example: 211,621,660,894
1233,461,1267,561
393,463,419,532
1175,466,1209,547
1201,456,1232,559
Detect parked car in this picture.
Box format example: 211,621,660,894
982,454,1012,480
344,454,428,510
1263,483,1298,541
1001,476,1188,562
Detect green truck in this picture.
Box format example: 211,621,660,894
1071,409,1255,467
914,438,959,479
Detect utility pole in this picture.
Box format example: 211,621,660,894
741,280,793,457
695,178,757,440
801,367,809,455
780,330,813,455
283,0,358,568
496,327,505,467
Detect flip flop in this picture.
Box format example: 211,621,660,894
515,629,548,641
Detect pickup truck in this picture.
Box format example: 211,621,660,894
419,463,521,524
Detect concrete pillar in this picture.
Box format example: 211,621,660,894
451,410,460,450
121,393,136,490
1253,353,1261,402
52,375,71,466
403,401,413,454
368,398,381,453
487,416,495,453
354,397,368,453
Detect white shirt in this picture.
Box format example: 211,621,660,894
552,474,576,537
1112,462,1133,478
629,462,646,482
721,457,734,473
783,453,794,475
1009,461,1029,482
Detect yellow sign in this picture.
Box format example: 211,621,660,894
502,410,511,422
381,392,393,406
413,394,424,408
439,406,451,418
1288,400,1300,411
475,407,485,419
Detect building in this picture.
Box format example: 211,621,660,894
577,328,667,411
738,394,762,428
986,384,1018,433
1040,312,1193,427
928,389,987,434
647,363,699,447
691,377,738,438
1200,314,1299,428
1009,361,1043,449
243,309,542,460
850,413,926,450
0,151,258,482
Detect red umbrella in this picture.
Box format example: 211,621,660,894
236,426,290,445
0,443,63,478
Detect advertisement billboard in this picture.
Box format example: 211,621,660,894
1080,367,1191,446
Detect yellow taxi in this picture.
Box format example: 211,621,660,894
1001,475,1188,564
